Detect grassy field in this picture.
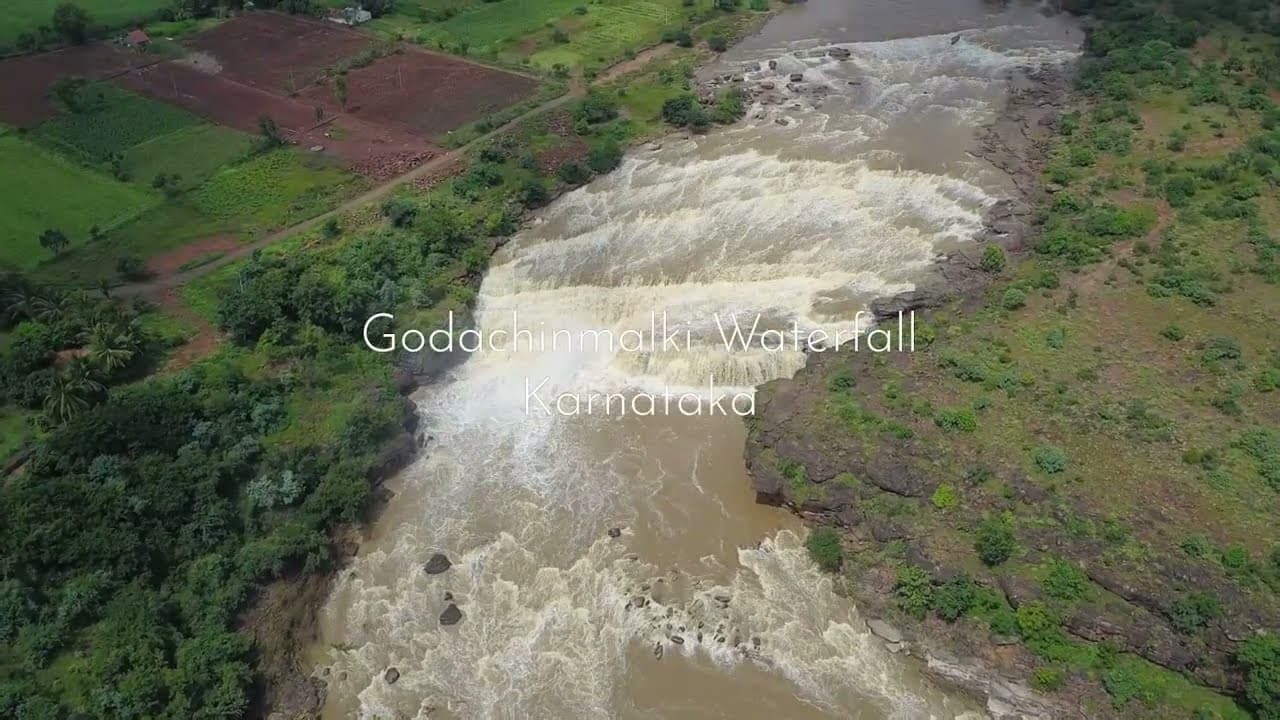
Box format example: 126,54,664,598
367,0,750,71
0,404,31,462
33,147,362,285
122,123,256,191
0,133,155,270
30,86,199,165
528,0,687,70
189,149,363,235
0,0,171,48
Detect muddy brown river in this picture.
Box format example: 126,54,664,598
313,2,1080,717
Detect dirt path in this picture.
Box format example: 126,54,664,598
595,43,675,84
117,39,678,301
116,86,582,299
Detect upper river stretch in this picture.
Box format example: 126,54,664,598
313,1,1080,717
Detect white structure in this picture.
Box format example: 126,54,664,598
329,7,373,26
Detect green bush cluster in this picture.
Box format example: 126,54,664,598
975,514,1017,567
930,483,960,510
893,567,978,622
1033,446,1068,474
805,526,843,572
933,407,977,433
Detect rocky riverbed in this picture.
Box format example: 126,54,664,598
741,64,1094,719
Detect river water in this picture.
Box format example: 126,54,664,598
314,2,1079,718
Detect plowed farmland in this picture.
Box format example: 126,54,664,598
0,43,153,127
116,61,436,180
182,12,370,94
0,11,540,179
299,47,539,140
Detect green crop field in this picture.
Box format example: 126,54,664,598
35,148,362,286
123,123,256,191
422,0,585,49
0,134,155,270
31,87,199,165
530,1,684,69
0,1,172,49
391,0,692,65
190,149,362,236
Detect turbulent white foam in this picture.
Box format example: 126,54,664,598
620,530,977,719
739,26,1078,134
315,21,1077,720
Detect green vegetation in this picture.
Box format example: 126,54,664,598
122,124,257,192
31,84,199,166
1239,633,1280,719
805,526,843,572
0,134,154,270
359,0,769,73
0,270,409,716
974,514,1016,567
5,77,355,285
0,1,783,716
780,0,1280,716
188,150,360,235
0,1,172,50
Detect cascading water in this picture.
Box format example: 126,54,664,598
314,4,1079,718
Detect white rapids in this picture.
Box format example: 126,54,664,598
314,19,1078,720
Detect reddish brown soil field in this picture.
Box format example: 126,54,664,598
155,288,220,372
299,47,539,140
145,234,240,278
0,44,154,127
116,61,438,179
183,12,369,94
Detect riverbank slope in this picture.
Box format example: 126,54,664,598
746,4,1280,718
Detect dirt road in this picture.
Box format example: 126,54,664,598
117,84,581,298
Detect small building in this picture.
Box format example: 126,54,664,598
124,29,150,49
328,7,373,26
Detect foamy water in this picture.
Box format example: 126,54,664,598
314,10,1078,720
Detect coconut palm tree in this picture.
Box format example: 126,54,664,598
43,372,90,424
30,292,72,324
82,322,139,375
1,285,38,323
63,357,105,396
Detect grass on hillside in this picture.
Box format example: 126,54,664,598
0,405,32,462
122,123,257,191
785,27,1280,720
0,134,155,271
0,0,171,48
366,0,760,71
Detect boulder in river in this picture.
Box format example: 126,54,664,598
424,553,452,574
866,618,904,644
789,72,804,82
868,289,939,321
384,667,400,684
607,527,622,538
440,603,463,626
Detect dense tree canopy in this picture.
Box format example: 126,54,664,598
0,276,408,718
